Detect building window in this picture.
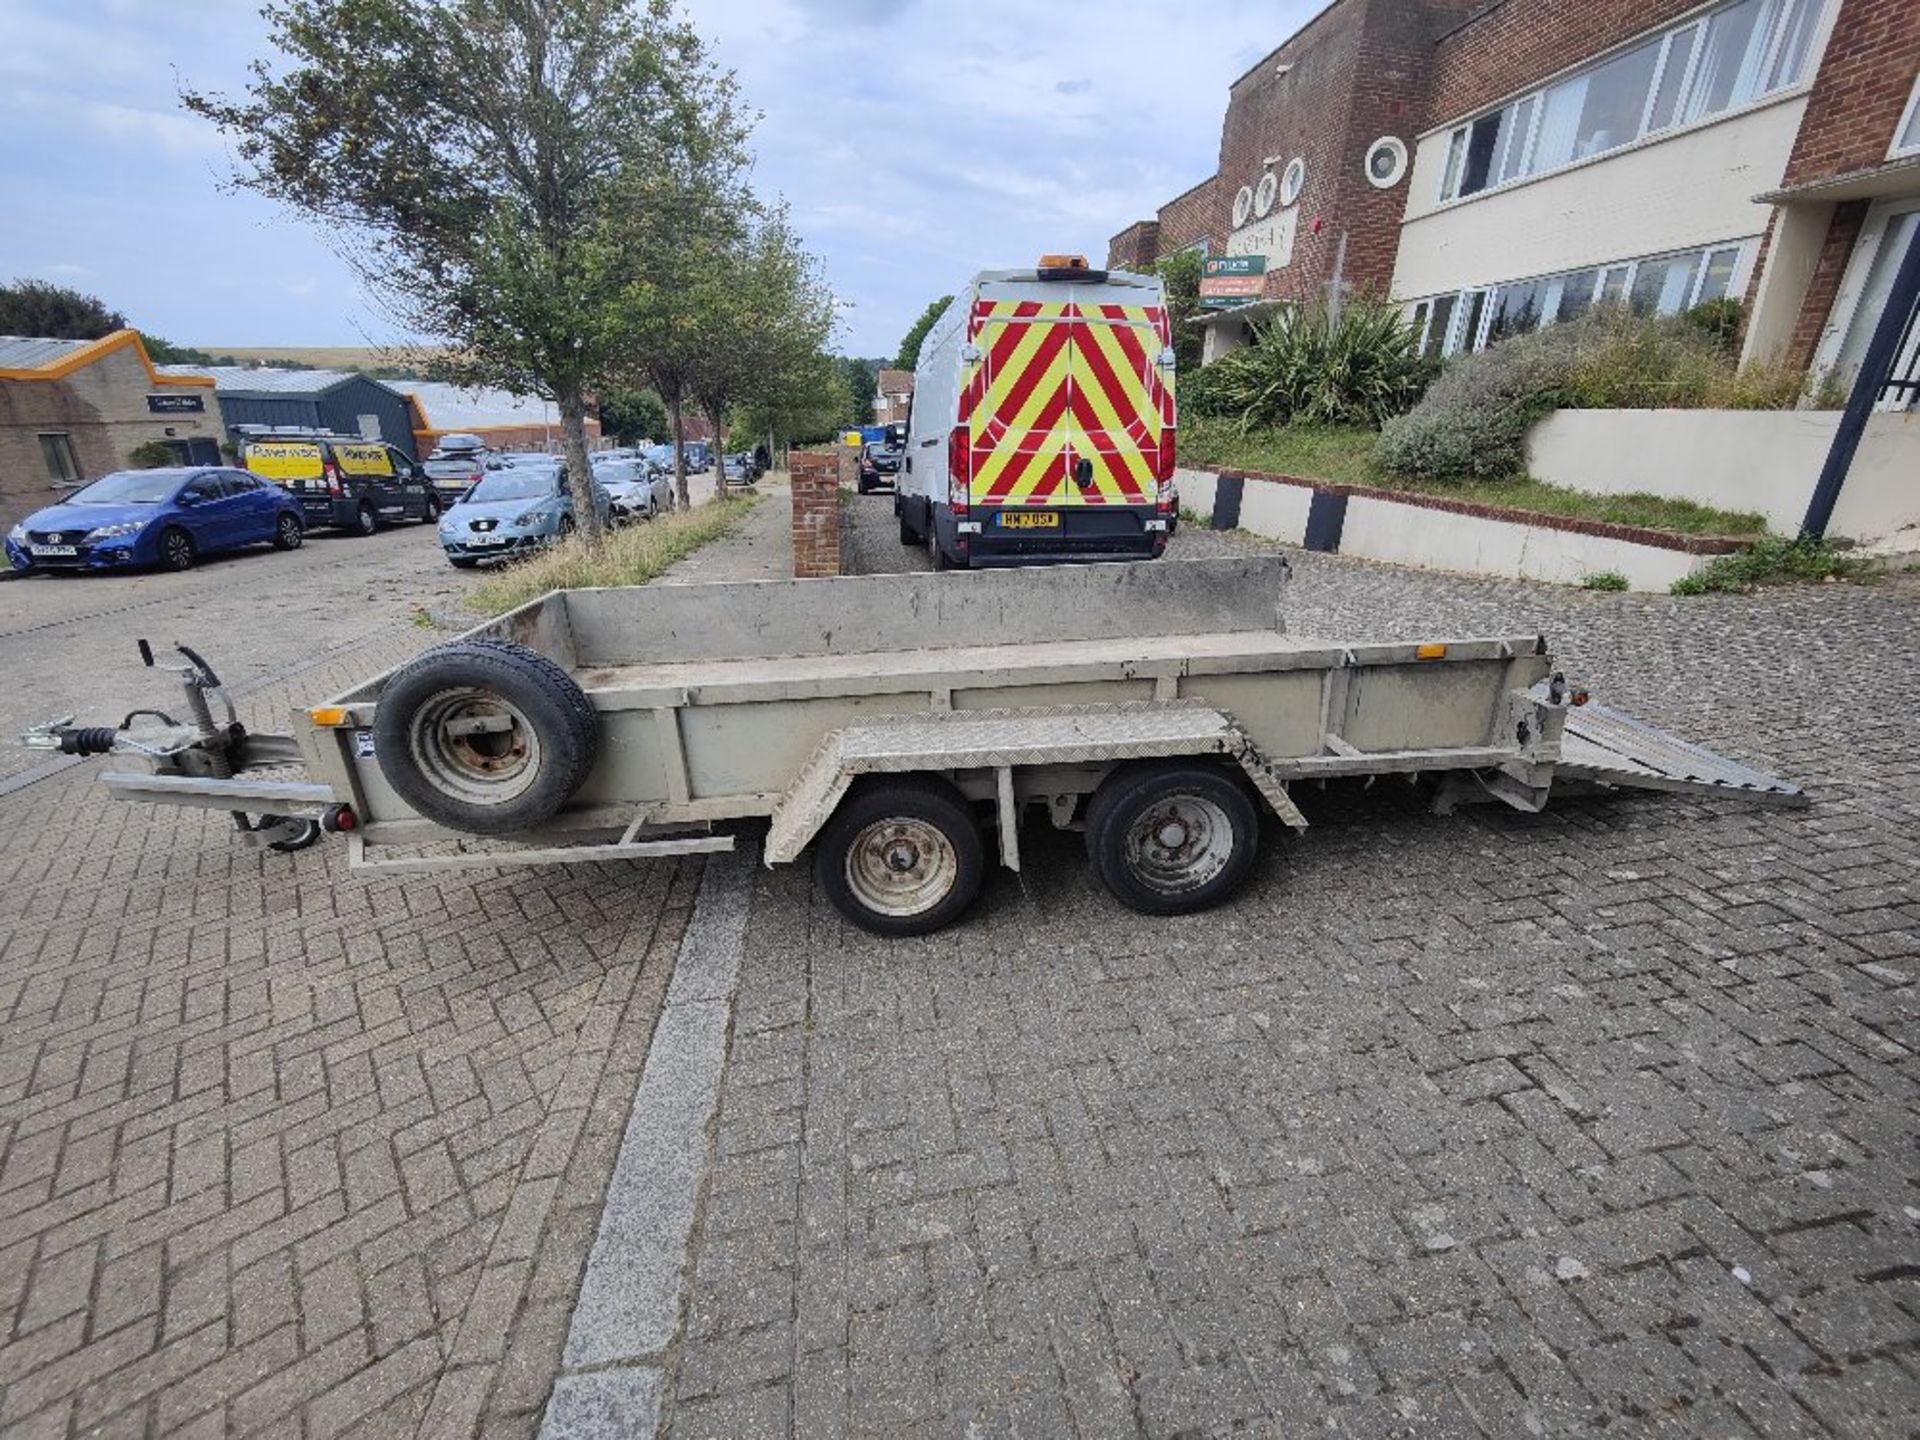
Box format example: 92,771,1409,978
37,433,80,485
1894,75,1920,159
1410,239,1751,356
1437,0,1825,203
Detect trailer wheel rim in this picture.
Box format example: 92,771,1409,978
844,817,958,918
407,687,542,804
1124,794,1234,893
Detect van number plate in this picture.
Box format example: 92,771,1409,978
997,512,1059,529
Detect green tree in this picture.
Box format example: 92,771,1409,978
834,355,879,425
139,333,216,365
597,388,669,444
186,0,744,540
685,205,837,493
733,351,855,458
893,295,952,371
0,279,125,339
1153,250,1204,375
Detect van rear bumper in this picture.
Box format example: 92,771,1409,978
936,502,1167,567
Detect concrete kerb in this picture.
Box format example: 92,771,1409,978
539,844,756,1439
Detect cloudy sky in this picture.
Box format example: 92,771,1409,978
0,0,1313,358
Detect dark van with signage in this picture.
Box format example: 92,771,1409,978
240,430,438,536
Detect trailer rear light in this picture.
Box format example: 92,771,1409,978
321,804,357,832
309,706,350,726
947,426,970,511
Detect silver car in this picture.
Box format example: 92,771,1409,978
591,457,673,522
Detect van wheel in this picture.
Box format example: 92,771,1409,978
353,504,377,537
272,513,304,551
816,778,985,937
898,506,919,546
159,527,196,572
422,495,441,522
928,527,952,571
1085,763,1260,916
372,638,600,835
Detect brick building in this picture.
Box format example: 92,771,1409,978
0,330,221,530
1109,0,1919,390
873,369,914,425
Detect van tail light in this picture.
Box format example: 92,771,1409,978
1155,428,1176,487
947,426,970,514
323,462,342,497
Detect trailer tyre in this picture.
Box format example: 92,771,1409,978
1085,762,1260,916
816,778,985,937
372,638,599,836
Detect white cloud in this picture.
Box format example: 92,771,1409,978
44,262,92,278
81,102,227,159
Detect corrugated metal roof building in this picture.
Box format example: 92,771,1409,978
157,365,419,459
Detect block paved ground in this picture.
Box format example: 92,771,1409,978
0,514,733,1438
657,495,1920,1438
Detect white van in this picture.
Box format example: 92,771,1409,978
896,256,1177,569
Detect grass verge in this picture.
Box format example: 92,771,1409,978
464,494,760,615
1179,418,1769,538
1670,536,1867,595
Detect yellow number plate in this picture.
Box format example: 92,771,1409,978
997,511,1060,529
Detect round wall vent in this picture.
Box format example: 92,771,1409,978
1364,136,1409,189
1253,171,1278,218
1232,184,1254,228
1279,157,1306,208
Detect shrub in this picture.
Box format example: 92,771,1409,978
1376,321,1586,480
1198,297,1435,430
1378,308,1812,484
127,440,178,469
1677,297,1743,354
1670,535,1866,595
1582,570,1629,591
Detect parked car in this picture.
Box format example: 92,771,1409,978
422,435,493,503
239,432,437,535
6,467,304,575
437,464,609,567
720,451,761,486
593,458,673,522
857,440,902,494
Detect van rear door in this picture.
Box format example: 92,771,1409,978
962,297,1172,511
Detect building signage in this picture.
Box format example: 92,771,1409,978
1227,210,1297,273
146,393,206,414
1199,254,1267,309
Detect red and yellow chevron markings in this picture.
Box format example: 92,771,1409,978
960,300,1173,508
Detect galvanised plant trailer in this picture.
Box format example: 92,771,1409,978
28,558,1803,935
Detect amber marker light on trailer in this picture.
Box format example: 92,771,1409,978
1416,643,1447,660
308,706,350,727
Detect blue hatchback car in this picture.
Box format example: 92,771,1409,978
438,464,609,567
6,467,305,575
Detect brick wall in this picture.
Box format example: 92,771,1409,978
1428,0,1706,125
1783,0,1920,185
1215,0,1477,304
789,450,842,578
1108,220,1161,270
1157,177,1221,256
1785,199,1871,367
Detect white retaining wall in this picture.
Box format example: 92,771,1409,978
1527,408,1920,542
1340,497,1704,591
1177,465,1718,591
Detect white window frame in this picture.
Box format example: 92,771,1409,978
1892,73,1920,160
1433,0,1826,208
1408,239,1753,356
